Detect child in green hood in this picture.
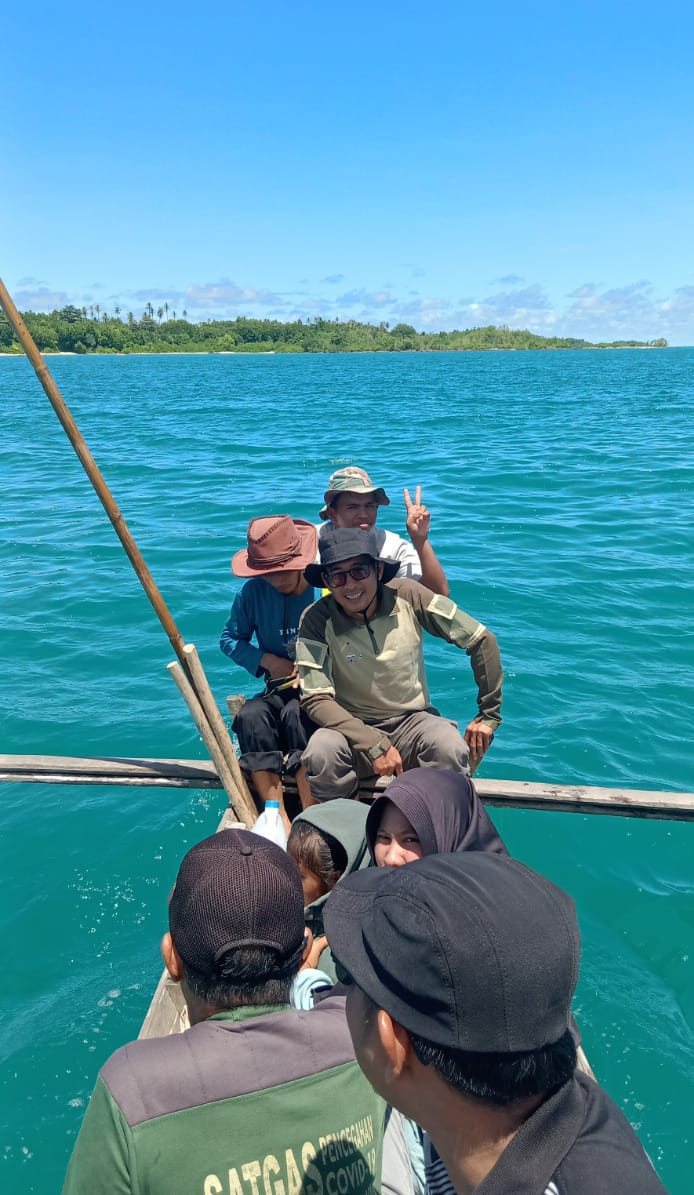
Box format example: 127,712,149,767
288,799,371,983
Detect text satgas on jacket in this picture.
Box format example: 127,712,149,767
204,1117,378,1195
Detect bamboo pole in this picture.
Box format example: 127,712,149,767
167,662,257,827
1,278,267,814
182,644,254,808
0,276,188,671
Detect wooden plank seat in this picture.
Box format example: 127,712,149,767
1,751,693,821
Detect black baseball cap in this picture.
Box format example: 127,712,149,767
304,527,399,588
169,829,305,978
323,852,580,1053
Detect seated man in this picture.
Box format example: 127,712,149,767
220,515,318,821
324,853,668,1195
63,829,391,1195
318,466,449,595
296,527,502,802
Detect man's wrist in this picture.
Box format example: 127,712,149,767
368,741,389,761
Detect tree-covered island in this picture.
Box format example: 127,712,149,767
0,305,668,354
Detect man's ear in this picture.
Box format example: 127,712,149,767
161,932,184,982
301,927,314,964
377,562,384,580
376,1009,414,1078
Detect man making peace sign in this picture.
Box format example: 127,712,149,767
317,466,449,596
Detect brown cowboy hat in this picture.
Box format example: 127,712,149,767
232,516,318,578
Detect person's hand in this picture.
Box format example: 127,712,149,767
464,720,495,771
259,653,295,679
372,746,404,777
404,485,431,549
301,934,329,970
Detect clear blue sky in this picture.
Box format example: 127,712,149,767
4,1,694,343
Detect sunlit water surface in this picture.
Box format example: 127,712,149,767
1,350,692,1192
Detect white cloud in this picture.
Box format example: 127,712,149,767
385,296,454,326
130,287,182,303
336,288,393,307
457,283,553,328
561,280,670,340
386,280,693,342
9,273,694,343
184,279,285,311
15,287,69,311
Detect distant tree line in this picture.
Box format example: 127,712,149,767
0,305,668,355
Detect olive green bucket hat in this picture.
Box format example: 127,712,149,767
319,466,390,520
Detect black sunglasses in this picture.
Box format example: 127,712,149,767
324,561,373,588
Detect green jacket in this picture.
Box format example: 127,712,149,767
296,579,503,757
63,999,385,1195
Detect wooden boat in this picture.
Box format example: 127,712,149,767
2,281,689,1099
7,743,684,1082
5,745,692,1069
8,746,682,1074
133,778,598,1083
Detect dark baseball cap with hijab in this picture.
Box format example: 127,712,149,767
365,769,508,860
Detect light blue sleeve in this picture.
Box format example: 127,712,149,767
290,969,333,1009
220,587,264,677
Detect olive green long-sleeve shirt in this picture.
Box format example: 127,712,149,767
296,579,502,756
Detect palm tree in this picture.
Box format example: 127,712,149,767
157,306,164,323
164,301,169,320
182,308,188,321
114,306,121,321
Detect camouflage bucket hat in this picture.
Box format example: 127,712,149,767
319,466,390,520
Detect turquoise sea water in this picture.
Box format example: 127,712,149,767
1,349,692,1193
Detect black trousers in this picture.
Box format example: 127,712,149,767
232,691,315,776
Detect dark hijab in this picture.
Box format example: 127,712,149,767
365,769,508,860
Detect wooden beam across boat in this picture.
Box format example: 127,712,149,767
0,754,222,788
1,752,693,821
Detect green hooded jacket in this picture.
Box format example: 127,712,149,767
293,799,372,980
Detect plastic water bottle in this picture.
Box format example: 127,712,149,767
252,800,288,849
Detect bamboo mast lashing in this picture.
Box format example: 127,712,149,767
168,663,256,825
0,275,254,827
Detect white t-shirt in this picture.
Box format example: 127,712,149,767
315,524,421,580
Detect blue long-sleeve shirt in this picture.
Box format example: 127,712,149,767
220,578,316,678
